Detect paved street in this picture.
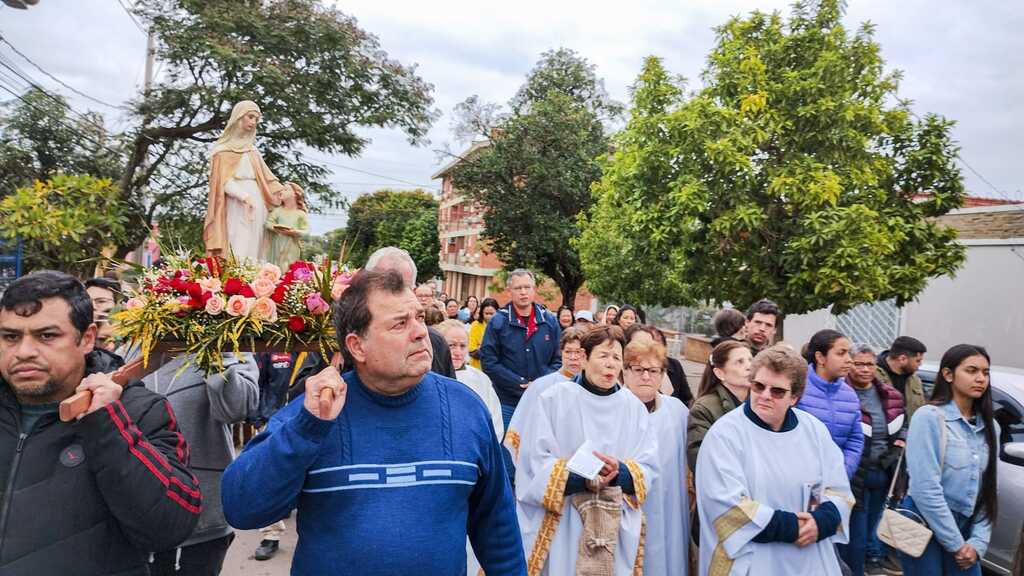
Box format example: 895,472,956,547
222,520,297,575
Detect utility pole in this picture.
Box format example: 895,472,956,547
143,28,156,94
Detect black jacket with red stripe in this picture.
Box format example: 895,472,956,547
0,353,202,575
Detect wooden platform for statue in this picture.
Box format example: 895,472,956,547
59,341,327,422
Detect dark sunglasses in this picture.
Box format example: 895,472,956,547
751,380,791,400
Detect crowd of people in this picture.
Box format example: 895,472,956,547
0,246,1004,576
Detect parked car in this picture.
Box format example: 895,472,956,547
916,362,1024,575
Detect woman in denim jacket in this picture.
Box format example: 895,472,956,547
900,344,999,575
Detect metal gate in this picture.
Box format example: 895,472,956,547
835,299,900,350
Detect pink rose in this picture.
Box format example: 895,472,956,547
251,277,277,299
251,297,278,322
198,277,222,294
293,267,313,282
125,297,145,309
226,295,253,317
204,294,225,316
305,293,330,315
176,295,191,306
257,263,283,284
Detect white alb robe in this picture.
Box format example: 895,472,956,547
696,406,853,576
516,379,659,576
455,364,505,576
644,394,689,576
223,153,269,263
455,365,505,439
505,369,571,466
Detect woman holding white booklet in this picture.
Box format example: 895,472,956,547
515,324,659,576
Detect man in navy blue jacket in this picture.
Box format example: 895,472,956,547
480,269,561,429
222,269,525,576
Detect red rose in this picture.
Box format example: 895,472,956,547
224,277,243,296
238,284,255,298
271,285,287,304
186,282,203,300
287,316,306,332
204,256,222,278
288,261,310,273
170,278,189,293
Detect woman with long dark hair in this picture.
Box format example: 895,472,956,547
468,297,499,370
687,340,751,473
899,344,998,575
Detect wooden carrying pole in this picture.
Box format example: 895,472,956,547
59,342,328,422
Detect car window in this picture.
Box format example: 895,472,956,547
993,389,1024,444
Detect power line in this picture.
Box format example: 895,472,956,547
304,154,438,189
0,35,124,110
115,0,147,35
0,80,181,192
0,55,110,134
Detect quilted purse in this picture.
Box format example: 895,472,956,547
876,409,946,558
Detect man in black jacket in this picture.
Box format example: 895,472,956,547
0,271,201,575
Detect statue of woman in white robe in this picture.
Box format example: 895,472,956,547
203,101,283,262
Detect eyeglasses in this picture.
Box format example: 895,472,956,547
852,362,876,369
562,349,584,359
628,365,664,378
751,380,791,400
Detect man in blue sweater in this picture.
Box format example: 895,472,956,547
222,269,526,575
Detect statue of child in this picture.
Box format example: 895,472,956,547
264,182,309,270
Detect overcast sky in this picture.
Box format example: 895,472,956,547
2,1,1021,235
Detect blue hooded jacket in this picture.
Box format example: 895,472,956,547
796,364,864,478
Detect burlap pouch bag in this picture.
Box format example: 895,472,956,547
571,486,623,576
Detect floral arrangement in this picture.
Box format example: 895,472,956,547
114,253,356,373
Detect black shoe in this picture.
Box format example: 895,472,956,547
879,555,903,575
254,539,279,561
865,559,887,576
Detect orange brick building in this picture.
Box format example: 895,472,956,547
432,142,595,312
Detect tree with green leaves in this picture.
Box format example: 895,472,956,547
113,0,437,251
0,88,123,197
578,1,965,323
451,48,621,306
0,175,131,277
344,189,439,282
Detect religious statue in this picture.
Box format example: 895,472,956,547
264,181,309,270
203,101,283,262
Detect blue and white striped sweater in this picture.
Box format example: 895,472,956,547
222,370,526,576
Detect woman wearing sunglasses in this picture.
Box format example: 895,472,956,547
696,344,853,575
796,329,864,479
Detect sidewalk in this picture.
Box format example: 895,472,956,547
221,521,296,576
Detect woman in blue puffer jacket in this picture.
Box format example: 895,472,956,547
797,329,864,478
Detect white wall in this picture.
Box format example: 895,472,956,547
902,241,1024,369
781,240,1024,369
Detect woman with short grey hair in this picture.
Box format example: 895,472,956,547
839,342,908,576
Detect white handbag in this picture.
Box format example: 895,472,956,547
876,410,946,558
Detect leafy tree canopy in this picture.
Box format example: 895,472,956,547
0,175,131,277
116,0,438,251
578,1,965,317
344,189,439,282
0,89,123,196
451,48,621,306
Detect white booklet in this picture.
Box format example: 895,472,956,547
567,440,605,480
